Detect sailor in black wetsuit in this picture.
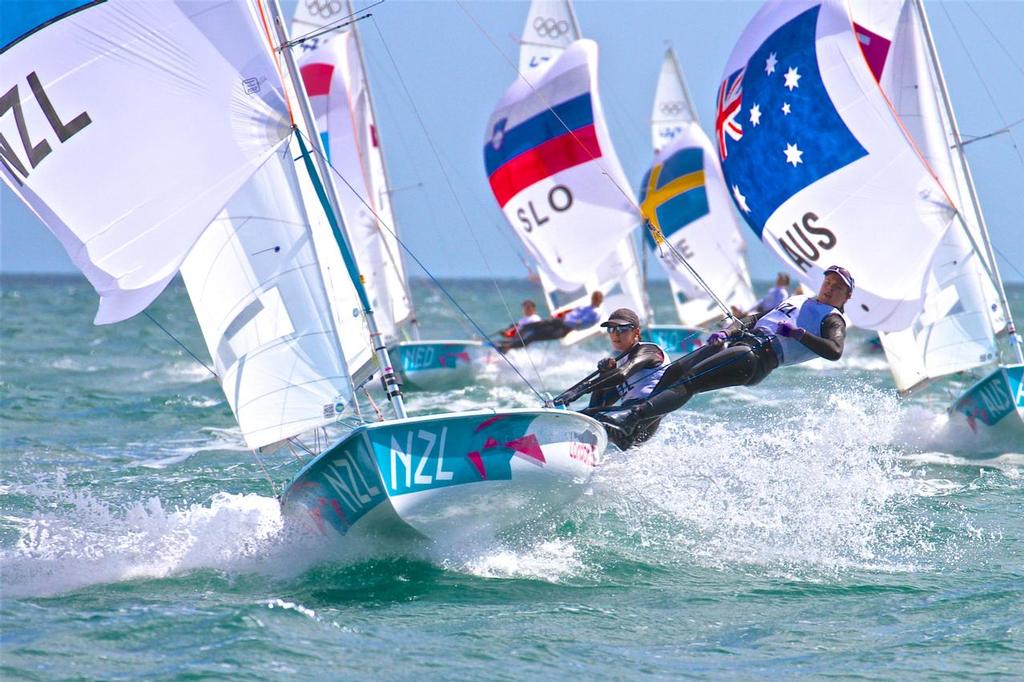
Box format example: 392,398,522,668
591,266,855,447
552,308,667,450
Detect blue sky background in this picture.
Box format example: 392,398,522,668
2,0,1023,284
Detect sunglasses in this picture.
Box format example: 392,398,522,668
606,324,636,335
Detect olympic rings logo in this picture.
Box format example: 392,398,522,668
660,101,685,116
305,0,345,19
533,16,570,38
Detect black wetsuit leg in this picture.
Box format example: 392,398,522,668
643,340,778,417
501,319,569,350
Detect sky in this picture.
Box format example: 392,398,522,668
2,0,1024,285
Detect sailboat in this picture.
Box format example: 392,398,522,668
483,0,650,351
717,0,1023,437
2,0,608,542
288,0,489,391
641,47,757,356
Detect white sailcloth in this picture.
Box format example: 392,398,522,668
0,0,290,323
643,49,756,327
518,0,581,75
290,0,413,340
718,0,958,332
854,0,1004,391
181,140,363,450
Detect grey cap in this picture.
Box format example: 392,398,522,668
600,308,640,328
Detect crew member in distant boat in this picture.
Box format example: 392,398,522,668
498,299,543,341
497,291,604,353
731,271,790,317
591,266,854,448
553,308,667,450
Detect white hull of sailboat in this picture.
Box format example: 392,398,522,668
280,408,606,541
950,364,1024,438
390,340,491,391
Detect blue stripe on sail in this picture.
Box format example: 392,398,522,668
656,189,709,240
483,93,594,175
657,147,703,190
1,0,102,53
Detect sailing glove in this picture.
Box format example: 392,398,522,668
706,330,729,346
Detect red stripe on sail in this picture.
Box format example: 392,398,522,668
300,63,334,97
488,125,602,207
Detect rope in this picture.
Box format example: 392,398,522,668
284,1,383,48
366,16,550,393
143,311,217,379
295,129,548,404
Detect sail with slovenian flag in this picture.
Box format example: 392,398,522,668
484,1,648,340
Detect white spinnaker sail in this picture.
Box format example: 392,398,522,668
644,49,756,327
718,0,959,332
0,0,290,323
290,0,413,340
858,0,1004,391
518,0,581,75
486,36,647,333
181,140,362,450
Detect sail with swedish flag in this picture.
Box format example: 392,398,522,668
641,48,755,329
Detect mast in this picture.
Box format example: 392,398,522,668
912,0,1023,363
267,0,408,418
344,0,422,341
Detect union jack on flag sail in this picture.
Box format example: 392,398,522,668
715,67,745,160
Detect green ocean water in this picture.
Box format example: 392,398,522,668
1,275,1022,679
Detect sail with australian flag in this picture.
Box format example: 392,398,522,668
484,0,648,344
717,0,956,332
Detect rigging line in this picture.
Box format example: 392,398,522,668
284,0,384,48
251,448,280,498
366,17,550,394
995,245,1024,282
962,2,1024,81
142,311,217,379
295,129,548,404
939,3,1024,170
455,0,735,325
959,117,1024,148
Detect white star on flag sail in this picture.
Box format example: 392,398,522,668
784,66,801,90
732,184,751,213
765,52,778,75
784,142,803,166
750,104,762,126
781,102,791,115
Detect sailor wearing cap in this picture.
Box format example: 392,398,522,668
590,266,854,445
553,307,667,450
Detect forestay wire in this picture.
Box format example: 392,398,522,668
454,0,738,327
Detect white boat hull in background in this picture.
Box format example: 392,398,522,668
391,340,493,391
281,409,606,541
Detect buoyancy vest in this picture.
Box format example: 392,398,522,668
617,343,668,402
754,295,846,366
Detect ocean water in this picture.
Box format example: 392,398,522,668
1,275,1022,679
